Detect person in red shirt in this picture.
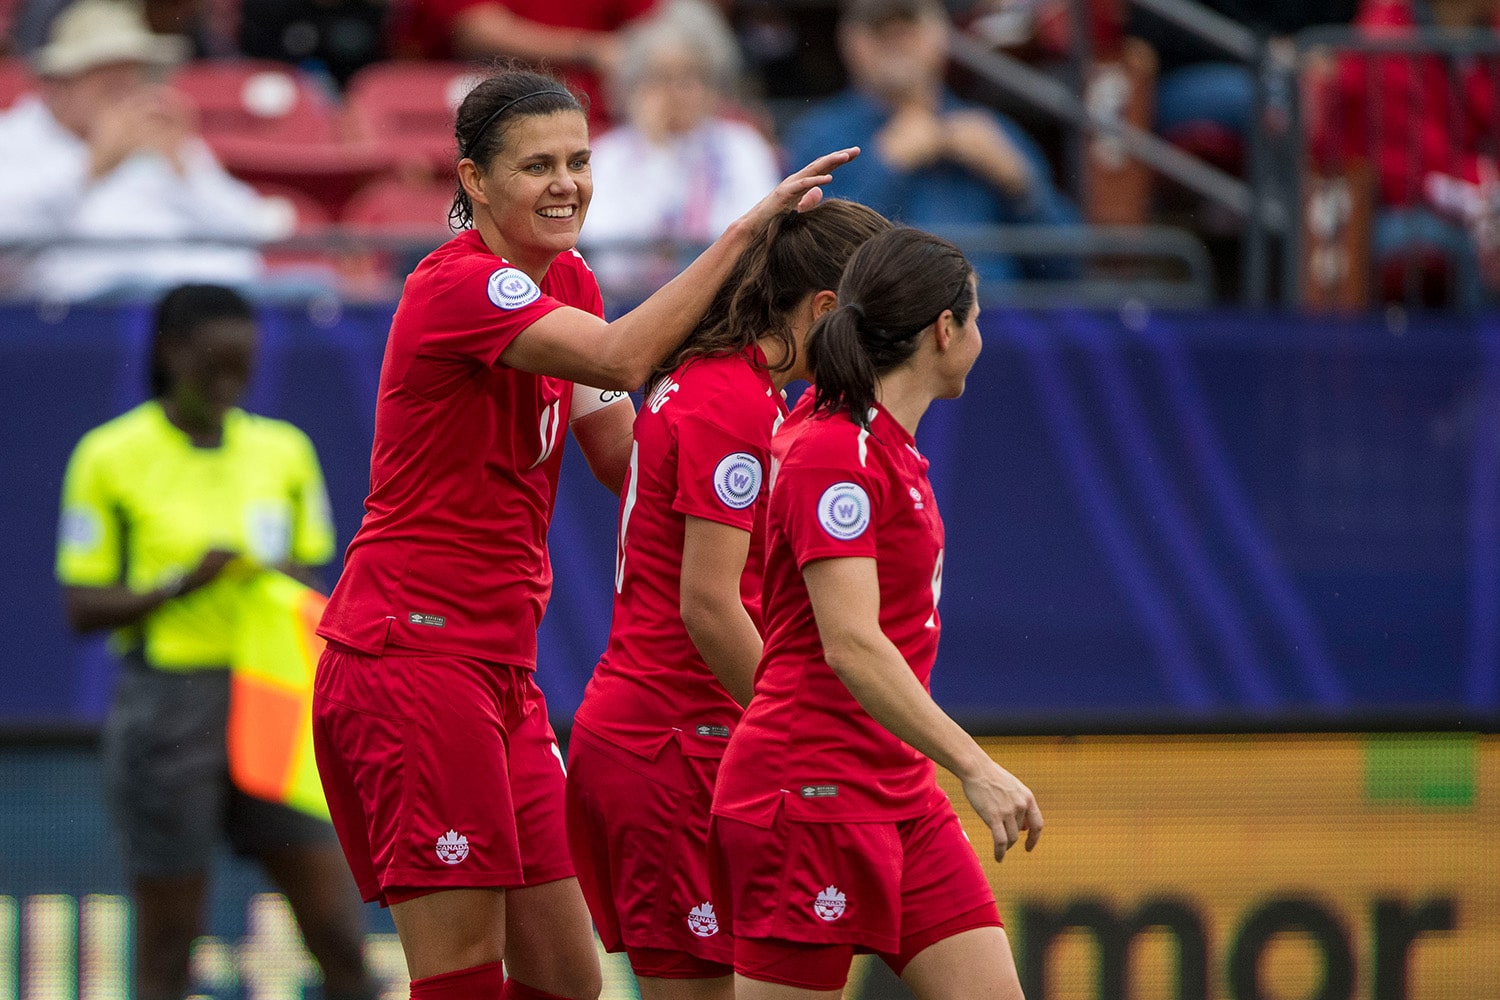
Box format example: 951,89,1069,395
709,227,1042,999
310,67,856,1000
564,199,890,1000
389,0,658,133
1311,0,1500,305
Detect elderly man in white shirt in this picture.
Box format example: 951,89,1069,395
0,0,283,301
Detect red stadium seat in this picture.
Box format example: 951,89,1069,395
172,59,343,142
344,61,483,176
342,175,458,291
342,175,456,236
252,182,334,233
0,58,38,110
171,60,391,216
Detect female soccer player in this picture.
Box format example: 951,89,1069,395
709,227,1044,1000
310,67,856,1000
56,284,375,1000
566,200,891,1000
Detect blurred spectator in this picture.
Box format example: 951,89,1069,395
1129,0,1356,149
783,0,1079,283
967,0,1125,62
387,0,659,132
0,0,284,301
237,0,387,87
582,0,780,298
1313,0,1500,307
11,0,238,58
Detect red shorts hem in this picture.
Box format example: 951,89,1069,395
623,945,733,981
381,866,522,890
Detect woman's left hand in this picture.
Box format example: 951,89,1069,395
959,757,1043,863
737,146,861,229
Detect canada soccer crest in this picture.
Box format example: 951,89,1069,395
435,829,470,865
687,901,720,937
813,885,847,921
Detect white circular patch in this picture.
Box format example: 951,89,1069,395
713,452,762,510
487,267,542,310
58,507,100,549
817,482,870,541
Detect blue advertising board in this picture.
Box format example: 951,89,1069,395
2,303,1496,729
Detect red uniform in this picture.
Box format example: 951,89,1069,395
567,347,785,975
710,402,998,978
314,231,601,904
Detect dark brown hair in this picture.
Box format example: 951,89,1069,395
449,66,587,229
806,227,975,428
646,200,891,392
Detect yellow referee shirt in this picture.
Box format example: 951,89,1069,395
56,401,335,671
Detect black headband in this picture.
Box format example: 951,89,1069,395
463,88,576,159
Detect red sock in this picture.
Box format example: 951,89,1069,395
501,980,570,1000
409,961,505,999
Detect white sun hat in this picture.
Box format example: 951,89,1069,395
33,0,190,78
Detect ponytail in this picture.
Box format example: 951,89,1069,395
804,303,881,423
806,227,975,429
645,200,891,393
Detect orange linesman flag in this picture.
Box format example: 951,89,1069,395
228,571,331,820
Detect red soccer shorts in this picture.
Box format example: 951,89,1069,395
565,727,733,977
312,643,573,905
709,792,1000,958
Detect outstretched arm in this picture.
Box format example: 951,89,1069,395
804,555,1043,861
499,147,860,390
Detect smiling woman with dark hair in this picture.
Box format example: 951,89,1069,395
309,64,857,1000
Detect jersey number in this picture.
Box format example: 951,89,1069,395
531,399,564,469
926,549,944,628
614,441,640,594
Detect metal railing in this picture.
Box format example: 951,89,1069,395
0,225,1215,309
951,0,1291,305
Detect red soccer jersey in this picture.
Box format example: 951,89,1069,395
573,347,787,758
714,402,946,825
319,230,603,667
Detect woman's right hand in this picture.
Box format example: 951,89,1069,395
960,758,1043,863
736,147,862,229
176,548,239,598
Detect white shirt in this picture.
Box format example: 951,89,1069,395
581,117,779,299
584,117,780,245
0,96,283,301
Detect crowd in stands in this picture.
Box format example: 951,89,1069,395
1,0,1498,308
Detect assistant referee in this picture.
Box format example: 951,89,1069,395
55,284,375,1000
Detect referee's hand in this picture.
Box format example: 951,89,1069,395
960,760,1043,863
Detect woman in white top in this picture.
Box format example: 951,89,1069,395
583,0,781,299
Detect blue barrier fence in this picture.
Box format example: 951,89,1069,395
3,303,1497,729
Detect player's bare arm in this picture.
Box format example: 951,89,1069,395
804,555,1042,861
681,516,761,706
498,148,859,389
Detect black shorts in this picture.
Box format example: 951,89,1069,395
100,654,337,879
